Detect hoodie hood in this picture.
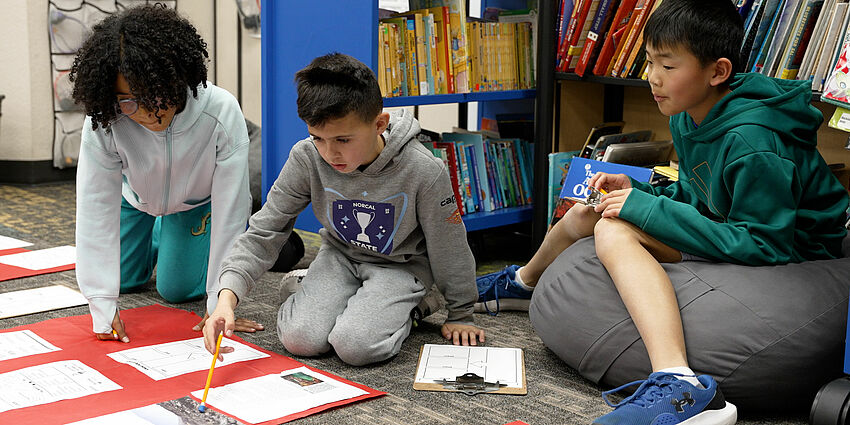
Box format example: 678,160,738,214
361,108,420,175
678,73,822,147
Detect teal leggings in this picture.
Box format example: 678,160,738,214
120,198,210,303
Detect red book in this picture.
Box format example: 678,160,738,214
556,0,589,71
592,0,637,75
611,0,654,77
562,0,598,72
575,0,620,76
434,142,465,214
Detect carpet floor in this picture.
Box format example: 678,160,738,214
0,182,810,424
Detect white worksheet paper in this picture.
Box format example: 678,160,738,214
0,360,122,413
414,344,523,388
0,330,61,361
67,404,185,425
0,245,75,270
0,236,32,250
190,366,368,424
107,337,269,380
0,285,88,319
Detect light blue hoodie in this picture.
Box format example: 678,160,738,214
75,82,251,333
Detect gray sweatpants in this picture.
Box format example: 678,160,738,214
277,242,426,366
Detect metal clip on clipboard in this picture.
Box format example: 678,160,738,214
436,373,507,395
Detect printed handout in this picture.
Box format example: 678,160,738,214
0,329,61,361
190,366,368,424
414,344,524,388
0,360,122,413
0,285,88,319
0,246,75,270
0,236,32,251
107,337,269,380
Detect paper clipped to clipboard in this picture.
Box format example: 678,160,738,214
413,344,527,395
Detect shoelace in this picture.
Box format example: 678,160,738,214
481,268,513,316
601,372,685,408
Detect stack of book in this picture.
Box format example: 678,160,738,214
421,130,534,216
555,0,850,90
378,1,536,97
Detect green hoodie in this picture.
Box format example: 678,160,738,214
620,73,848,265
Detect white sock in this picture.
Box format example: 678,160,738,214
514,267,535,291
658,366,703,388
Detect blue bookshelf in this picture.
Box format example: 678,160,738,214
261,0,541,233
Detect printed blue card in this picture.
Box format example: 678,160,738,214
559,157,653,199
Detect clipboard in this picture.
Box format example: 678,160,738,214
412,344,527,395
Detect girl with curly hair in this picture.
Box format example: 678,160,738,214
71,4,264,342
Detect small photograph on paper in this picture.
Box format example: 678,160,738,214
0,236,32,250
0,330,61,361
0,246,76,270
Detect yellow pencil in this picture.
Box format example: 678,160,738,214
197,332,224,413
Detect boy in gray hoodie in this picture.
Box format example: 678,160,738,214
203,53,484,366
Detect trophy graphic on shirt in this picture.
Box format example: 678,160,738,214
353,210,375,243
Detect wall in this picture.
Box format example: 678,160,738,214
0,0,53,162
0,0,262,164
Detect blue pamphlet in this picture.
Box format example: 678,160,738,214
559,157,653,199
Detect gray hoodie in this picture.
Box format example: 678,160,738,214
219,108,476,323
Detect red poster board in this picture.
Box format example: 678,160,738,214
0,305,385,424
0,248,75,281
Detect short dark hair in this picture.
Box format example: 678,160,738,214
644,0,743,79
70,4,208,131
295,53,383,127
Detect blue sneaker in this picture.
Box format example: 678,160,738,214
474,265,533,316
594,372,737,425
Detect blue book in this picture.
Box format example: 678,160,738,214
751,0,786,73
560,157,653,200
442,132,495,211
465,145,482,212
422,14,437,95
548,151,577,219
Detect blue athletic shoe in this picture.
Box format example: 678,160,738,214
593,372,737,425
475,265,533,316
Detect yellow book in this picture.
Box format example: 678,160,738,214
423,7,452,94
444,0,470,93
378,24,387,97
413,13,429,95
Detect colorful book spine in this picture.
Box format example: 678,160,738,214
575,0,618,76
611,0,654,77
593,0,638,75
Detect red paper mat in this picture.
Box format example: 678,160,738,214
0,305,385,424
0,248,75,282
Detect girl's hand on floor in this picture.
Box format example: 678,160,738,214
95,310,129,343
441,323,486,346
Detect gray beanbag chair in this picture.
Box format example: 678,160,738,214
529,235,850,411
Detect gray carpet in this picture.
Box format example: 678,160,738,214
0,182,810,424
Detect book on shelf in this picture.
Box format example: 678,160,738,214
778,0,824,79
547,151,580,222
590,129,654,161
558,0,597,72
592,0,638,75
760,0,802,76
578,121,626,158
605,0,641,76
574,0,619,77
611,0,655,77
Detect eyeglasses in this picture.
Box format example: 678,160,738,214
115,98,139,116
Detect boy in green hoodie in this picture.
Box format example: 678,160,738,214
478,0,849,423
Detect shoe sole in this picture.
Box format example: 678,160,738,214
473,298,530,313
679,402,737,425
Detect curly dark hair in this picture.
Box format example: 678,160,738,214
69,3,208,131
